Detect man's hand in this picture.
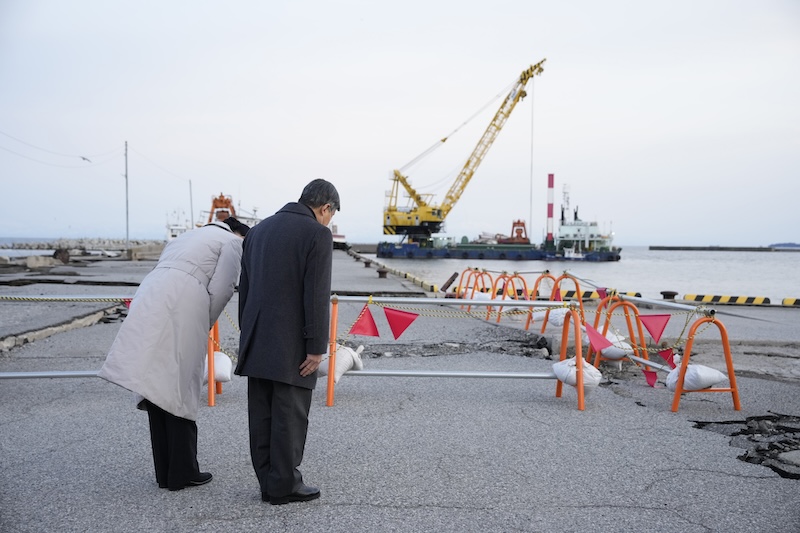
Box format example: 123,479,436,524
299,354,323,377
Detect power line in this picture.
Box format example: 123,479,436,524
0,129,119,159
0,144,121,168
399,80,513,174
128,147,191,183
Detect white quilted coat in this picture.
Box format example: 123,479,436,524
99,221,242,420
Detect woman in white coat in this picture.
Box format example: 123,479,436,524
99,217,248,491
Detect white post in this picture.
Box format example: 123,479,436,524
125,141,129,252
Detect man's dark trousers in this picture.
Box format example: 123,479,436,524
247,376,313,497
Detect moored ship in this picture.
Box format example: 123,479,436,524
376,62,620,262
377,177,621,262
166,193,261,241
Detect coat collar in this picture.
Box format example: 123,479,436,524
278,202,316,219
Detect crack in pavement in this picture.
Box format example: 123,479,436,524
694,412,800,479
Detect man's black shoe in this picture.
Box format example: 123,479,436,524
269,485,320,505
168,472,212,491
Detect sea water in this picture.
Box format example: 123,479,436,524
0,237,56,258
365,246,800,303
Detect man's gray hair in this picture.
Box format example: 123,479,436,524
299,179,340,212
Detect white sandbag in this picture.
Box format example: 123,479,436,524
546,307,570,327
600,341,634,360
203,351,233,383
528,309,548,324
319,344,364,384
666,364,727,391
465,290,492,301
552,357,602,388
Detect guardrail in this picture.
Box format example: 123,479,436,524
326,296,591,410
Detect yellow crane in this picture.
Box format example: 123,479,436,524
383,59,546,238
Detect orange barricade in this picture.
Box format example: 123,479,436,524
456,268,493,312
670,317,741,412
324,296,588,411
524,272,558,330
589,299,649,368
541,273,586,332
488,272,530,323
325,297,340,407
555,308,587,411
206,321,222,406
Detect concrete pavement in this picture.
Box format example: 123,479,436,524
1,251,799,532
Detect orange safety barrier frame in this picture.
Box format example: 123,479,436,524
488,272,531,323
524,271,558,330
556,307,587,410
206,321,223,406
588,299,649,368
324,296,588,411
670,316,741,412
540,273,587,333
456,268,494,313
325,297,340,407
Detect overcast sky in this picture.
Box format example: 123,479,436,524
2,0,798,246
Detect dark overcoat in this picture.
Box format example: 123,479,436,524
234,202,332,389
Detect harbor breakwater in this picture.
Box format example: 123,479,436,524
0,238,164,252
650,245,800,252
0,238,165,265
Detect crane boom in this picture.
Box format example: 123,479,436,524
384,59,546,237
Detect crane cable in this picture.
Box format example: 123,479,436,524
398,79,518,175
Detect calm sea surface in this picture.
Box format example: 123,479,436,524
365,246,800,303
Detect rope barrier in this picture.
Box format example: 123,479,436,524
0,292,719,368
323,296,588,410
1,291,743,412
0,295,132,303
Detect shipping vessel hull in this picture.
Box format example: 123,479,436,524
376,242,621,261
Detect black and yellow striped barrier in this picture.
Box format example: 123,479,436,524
782,298,800,307
683,294,770,305
556,290,641,300
346,250,439,293
473,289,644,300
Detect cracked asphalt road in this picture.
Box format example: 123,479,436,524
1,255,799,532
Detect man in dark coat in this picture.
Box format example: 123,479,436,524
235,179,340,505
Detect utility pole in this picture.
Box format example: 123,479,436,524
125,141,129,253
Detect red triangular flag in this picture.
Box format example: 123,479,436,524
597,288,607,299
584,324,613,351
643,370,658,387
349,304,379,337
123,298,132,308
384,307,419,340
658,348,677,369
553,288,562,302
640,314,671,343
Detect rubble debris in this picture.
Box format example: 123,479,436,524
695,412,800,479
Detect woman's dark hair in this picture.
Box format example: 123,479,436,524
222,217,250,237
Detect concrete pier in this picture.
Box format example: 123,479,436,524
1,251,799,532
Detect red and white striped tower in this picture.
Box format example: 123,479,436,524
545,173,555,247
